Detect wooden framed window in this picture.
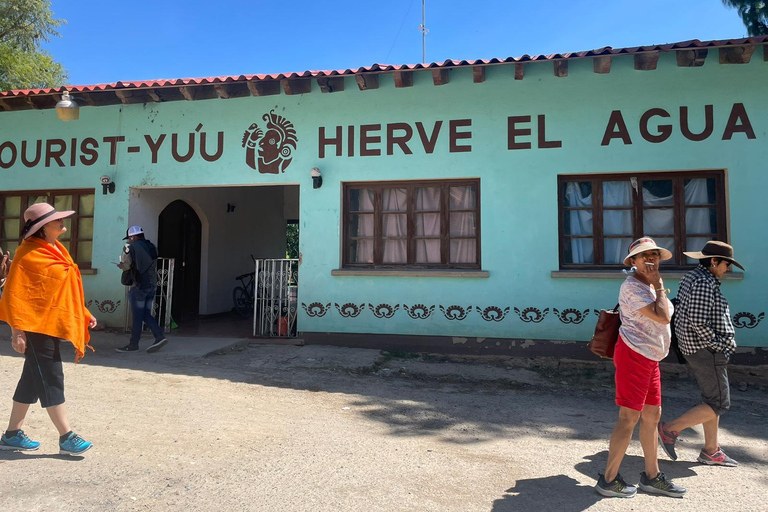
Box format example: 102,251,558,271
0,189,96,268
558,171,726,270
343,179,481,269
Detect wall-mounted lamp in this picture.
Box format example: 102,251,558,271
226,203,236,213
100,175,115,194
311,167,323,189
55,91,80,121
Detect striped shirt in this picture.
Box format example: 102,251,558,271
674,265,736,358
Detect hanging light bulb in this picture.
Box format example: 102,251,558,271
55,91,80,121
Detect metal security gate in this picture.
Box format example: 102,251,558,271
124,257,175,333
253,258,298,337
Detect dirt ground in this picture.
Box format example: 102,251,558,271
0,333,766,512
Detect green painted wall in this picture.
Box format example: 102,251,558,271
1,49,766,346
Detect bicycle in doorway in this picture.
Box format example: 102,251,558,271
232,255,256,317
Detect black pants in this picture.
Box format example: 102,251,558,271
13,332,66,408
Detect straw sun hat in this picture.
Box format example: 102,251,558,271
622,237,673,267
21,203,75,239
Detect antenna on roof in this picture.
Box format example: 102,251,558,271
418,0,429,63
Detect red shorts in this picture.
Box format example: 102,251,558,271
614,336,661,411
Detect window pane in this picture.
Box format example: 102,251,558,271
76,241,92,263
643,208,674,235
685,207,717,235
3,196,21,216
79,194,95,215
3,241,18,254
603,210,633,235
348,240,373,263
450,239,476,263
415,187,440,210
382,188,407,212
59,240,70,251
450,185,476,210
416,240,441,263
54,195,73,212
603,181,633,207
654,237,676,264
383,240,407,263
382,214,406,237
563,238,593,264
684,178,716,205
348,214,373,237
605,238,633,264
415,213,440,236
686,237,711,264
642,180,673,206
2,219,20,239
78,218,94,238
563,210,592,235
28,196,48,207
349,189,374,212
450,212,476,237
562,182,592,207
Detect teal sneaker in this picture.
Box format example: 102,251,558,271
59,432,92,456
0,430,41,451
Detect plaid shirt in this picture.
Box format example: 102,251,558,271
674,265,736,358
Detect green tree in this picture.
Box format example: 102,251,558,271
722,0,768,35
0,0,67,91
286,222,299,259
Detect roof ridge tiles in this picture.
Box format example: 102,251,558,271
1,35,766,97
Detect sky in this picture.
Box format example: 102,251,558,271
45,0,751,86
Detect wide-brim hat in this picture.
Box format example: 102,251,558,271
684,241,744,270
623,237,673,266
22,203,75,239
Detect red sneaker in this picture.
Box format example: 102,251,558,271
698,446,738,467
657,422,678,461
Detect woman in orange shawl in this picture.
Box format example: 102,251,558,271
0,203,96,455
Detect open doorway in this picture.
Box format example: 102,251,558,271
158,200,202,324
128,184,299,338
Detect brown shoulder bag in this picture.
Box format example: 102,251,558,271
588,303,621,359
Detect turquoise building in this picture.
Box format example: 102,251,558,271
1,37,766,361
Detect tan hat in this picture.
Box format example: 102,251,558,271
623,237,673,266
684,241,744,270
21,203,75,239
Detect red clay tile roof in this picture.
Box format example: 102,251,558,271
1,36,766,98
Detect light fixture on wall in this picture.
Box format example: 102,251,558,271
55,91,80,121
100,175,115,194
311,167,322,189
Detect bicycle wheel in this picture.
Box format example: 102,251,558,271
233,286,253,318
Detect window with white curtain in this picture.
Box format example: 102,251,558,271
0,189,95,268
344,179,480,269
558,171,726,269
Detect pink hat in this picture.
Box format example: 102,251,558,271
22,203,75,239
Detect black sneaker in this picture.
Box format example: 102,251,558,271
146,338,168,353
115,345,139,353
595,473,637,498
638,471,687,498
658,422,679,461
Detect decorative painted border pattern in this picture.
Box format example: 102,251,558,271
733,312,765,329
302,302,331,317
299,302,766,330
335,303,366,318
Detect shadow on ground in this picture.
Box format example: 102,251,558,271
1,327,766,463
